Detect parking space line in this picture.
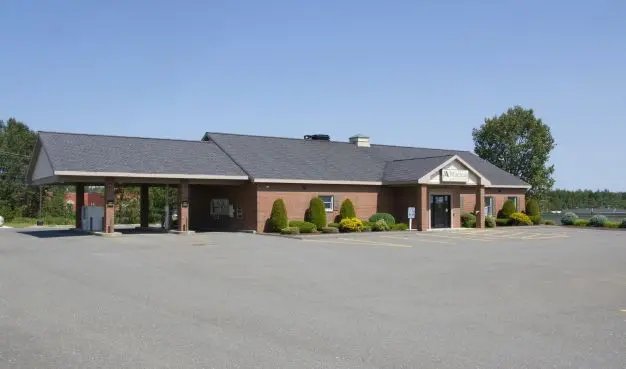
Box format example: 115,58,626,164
338,238,412,248
302,238,412,248
417,233,495,242
380,235,452,244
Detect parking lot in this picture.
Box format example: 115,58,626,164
1,226,625,368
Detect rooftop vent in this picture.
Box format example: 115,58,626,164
304,134,330,141
349,134,370,147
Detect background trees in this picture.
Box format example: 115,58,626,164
472,106,556,201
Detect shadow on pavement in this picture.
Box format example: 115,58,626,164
18,229,88,239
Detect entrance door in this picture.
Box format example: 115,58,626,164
430,195,451,229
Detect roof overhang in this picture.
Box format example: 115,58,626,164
252,178,383,186
416,155,492,186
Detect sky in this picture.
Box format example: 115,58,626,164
1,0,625,191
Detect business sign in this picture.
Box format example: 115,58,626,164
441,168,469,183
408,207,416,219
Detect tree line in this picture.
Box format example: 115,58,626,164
544,189,626,211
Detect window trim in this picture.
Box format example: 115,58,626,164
319,195,334,213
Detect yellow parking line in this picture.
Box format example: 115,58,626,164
381,235,452,244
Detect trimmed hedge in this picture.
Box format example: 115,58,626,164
280,227,300,235
560,212,579,225
544,220,556,225
372,219,390,232
573,219,589,227
288,220,318,233
369,213,395,226
500,200,517,218
485,215,496,228
588,214,608,227
288,220,306,228
391,223,408,231
269,199,288,232
461,212,476,228
306,197,327,230
525,199,541,224
339,218,363,232
604,221,620,229
321,226,339,234
339,199,356,220
496,218,511,227
328,222,340,228
510,212,533,226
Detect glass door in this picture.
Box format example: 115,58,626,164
431,195,451,228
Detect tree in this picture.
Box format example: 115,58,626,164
525,198,541,224
269,198,288,232
472,106,556,200
305,197,327,229
500,200,517,218
339,198,356,220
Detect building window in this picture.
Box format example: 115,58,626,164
508,196,519,211
319,195,334,212
484,196,494,216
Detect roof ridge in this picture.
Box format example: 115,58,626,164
371,142,471,153
387,154,454,163
206,131,355,145
38,131,204,144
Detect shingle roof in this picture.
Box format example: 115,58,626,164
383,155,453,183
205,132,529,187
38,131,247,177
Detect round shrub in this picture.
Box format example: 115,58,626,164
305,197,327,230
369,213,395,226
509,212,533,226
299,222,318,233
321,226,339,234
328,222,340,228
560,212,579,225
339,217,363,232
269,199,288,232
390,223,408,231
280,227,300,235
372,219,390,232
525,199,541,224
339,199,356,221
620,220,626,229
483,215,495,228
461,212,476,228
496,218,511,227
288,220,306,228
588,214,608,227
544,220,556,226
501,200,517,218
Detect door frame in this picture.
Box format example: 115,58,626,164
428,191,454,230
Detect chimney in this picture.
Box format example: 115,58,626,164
349,134,370,147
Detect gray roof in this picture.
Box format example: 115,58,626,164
38,132,247,177
205,132,529,187
383,155,453,183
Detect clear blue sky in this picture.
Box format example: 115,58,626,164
1,1,624,191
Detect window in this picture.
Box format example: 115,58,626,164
319,195,334,212
484,196,494,216
508,196,519,211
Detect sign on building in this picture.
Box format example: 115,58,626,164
441,168,469,183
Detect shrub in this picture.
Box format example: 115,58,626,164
485,215,496,228
306,197,327,230
560,212,579,226
328,222,340,228
288,220,306,228
372,219,390,232
361,220,372,227
525,199,541,224
391,223,409,231
496,218,511,227
588,214,608,227
339,199,356,221
368,213,395,226
544,220,556,226
573,219,589,227
500,200,517,218
299,222,318,233
604,221,620,229
321,226,339,234
461,212,476,228
510,212,533,226
339,217,363,232
269,199,288,232
621,220,626,229
280,227,300,235
362,225,372,232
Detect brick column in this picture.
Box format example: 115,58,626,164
140,184,150,228
417,184,429,231
475,185,485,228
104,179,116,233
75,183,85,230
178,181,189,232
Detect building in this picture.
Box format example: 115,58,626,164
64,192,105,210
27,131,529,234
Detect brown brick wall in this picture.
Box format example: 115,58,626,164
256,184,391,232
189,183,257,231
486,188,526,217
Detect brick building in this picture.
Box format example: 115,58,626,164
64,192,105,210
27,131,529,234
